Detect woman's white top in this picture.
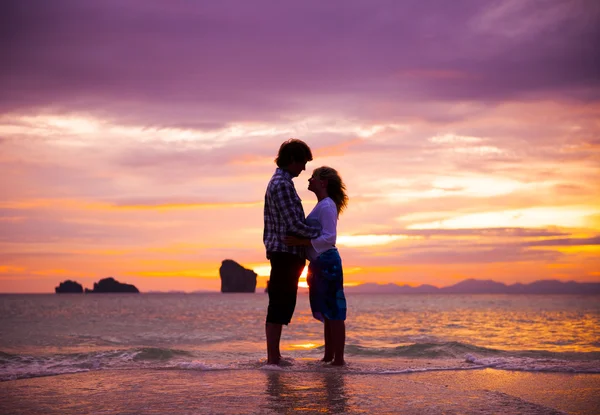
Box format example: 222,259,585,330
305,197,337,262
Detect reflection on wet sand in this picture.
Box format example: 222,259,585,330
264,371,349,414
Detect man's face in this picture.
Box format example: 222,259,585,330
287,159,307,178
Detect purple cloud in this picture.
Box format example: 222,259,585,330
367,228,570,238
2,0,598,126
343,244,563,265
522,236,600,247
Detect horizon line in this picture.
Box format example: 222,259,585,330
6,278,599,294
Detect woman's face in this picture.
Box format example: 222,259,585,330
308,173,324,193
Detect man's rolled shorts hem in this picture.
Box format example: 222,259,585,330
265,316,292,325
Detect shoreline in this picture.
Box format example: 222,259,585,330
2,352,599,382
1,368,598,414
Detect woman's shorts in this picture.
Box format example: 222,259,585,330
307,248,347,322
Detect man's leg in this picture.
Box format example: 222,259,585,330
265,253,305,365
266,322,283,364
274,256,303,363
265,253,292,364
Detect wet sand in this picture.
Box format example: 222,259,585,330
408,369,600,415
2,368,599,414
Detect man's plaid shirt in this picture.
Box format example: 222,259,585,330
263,168,320,259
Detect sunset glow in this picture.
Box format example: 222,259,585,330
1,1,599,293
291,267,311,289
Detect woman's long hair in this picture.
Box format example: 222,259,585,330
313,166,348,217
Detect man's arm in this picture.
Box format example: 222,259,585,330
272,181,320,239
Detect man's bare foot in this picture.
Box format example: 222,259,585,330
277,358,293,367
321,355,333,363
331,359,345,366
266,357,294,366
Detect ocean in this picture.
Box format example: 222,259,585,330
1,293,599,414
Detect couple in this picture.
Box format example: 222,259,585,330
263,138,348,366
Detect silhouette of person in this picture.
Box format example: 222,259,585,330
284,166,349,366
263,138,320,365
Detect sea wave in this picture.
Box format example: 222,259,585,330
1,343,599,381
345,342,501,358
344,342,600,360
464,354,600,373
0,347,199,381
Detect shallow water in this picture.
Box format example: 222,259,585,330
4,369,595,415
1,293,599,381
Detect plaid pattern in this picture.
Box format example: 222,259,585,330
263,168,320,259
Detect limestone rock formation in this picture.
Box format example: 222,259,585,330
85,277,139,293
55,280,84,293
220,260,257,293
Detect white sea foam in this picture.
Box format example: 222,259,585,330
3,352,599,382
465,354,600,373
260,363,288,371
173,360,230,371
0,359,91,381
381,365,486,375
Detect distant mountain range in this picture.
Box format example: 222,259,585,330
343,279,600,295
128,279,600,295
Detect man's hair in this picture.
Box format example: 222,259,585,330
275,139,313,168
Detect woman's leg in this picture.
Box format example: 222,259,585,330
330,320,345,366
322,319,334,362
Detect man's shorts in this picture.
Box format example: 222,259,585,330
266,252,306,325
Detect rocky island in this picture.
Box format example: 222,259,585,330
220,260,257,293
85,277,139,293
55,277,139,293
55,280,84,293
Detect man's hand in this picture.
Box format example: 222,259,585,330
283,235,310,246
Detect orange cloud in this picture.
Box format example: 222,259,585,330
315,138,365,157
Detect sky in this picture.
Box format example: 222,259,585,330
1,0,599,293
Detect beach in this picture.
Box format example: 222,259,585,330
2,367,599,414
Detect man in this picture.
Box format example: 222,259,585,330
263,138,320,365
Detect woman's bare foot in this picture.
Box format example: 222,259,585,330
331,359,345,366
321,354,334,363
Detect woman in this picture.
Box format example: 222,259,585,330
284,166,348,366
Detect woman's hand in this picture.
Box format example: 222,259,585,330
283,236,310,246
